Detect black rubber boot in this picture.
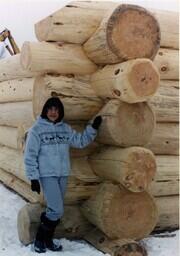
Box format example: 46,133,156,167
41,212,63,252
34,224,46,253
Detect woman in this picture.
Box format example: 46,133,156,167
24,97,102,253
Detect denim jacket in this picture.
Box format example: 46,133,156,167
24,116,97,180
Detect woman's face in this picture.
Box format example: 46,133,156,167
47,107,59,122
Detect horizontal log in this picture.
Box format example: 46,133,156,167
0,125,24,150
89,146,156,192
0,78,33,103
20,41,98,75
33,75,104,120
17,203,93,245
0,54,39,82
155,196,179,231
84,228,147,256
154,48,179,80
151,9,179,49
91,58,160,103
157,80,179,97
81,183,158,240
145,123,179,155
148,155,179,197
0,101,34,127
83,4,160,64
96,100,155,146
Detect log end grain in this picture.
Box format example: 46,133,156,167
129,59,160,100
20,41,32,70
34,16,51,42
107,4,160,61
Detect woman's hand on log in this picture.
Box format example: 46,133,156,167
31,179,41,194
92,116,102,130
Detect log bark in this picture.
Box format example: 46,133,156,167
148,155,179,197
96,100,155,146
155,196,179,231
20,41,97,75
0,125,25,150
0,54,39,82
33,75,104,120
151,9,179,49
81,183,158,240
83,4,160,64
17,203,93,245
0,78,33,103
89,146,156,192
84,228,147,256
145,123,179,155
0,101,34,127
154,48,179,80
91,58,160,103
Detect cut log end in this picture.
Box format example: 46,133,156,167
124,148,156,192
107,4,160,60
129,60,160,98
20,42,31,70
34,17,50,42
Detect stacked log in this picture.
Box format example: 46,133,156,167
0,1,179,255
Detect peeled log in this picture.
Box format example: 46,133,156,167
148,155,179,197
89,146,156,192
84,228,147,256
149,94,178,123
84,4,160,64
81,183,158,240
0,78,33,103
95,100,155,147
33,75,103,120
146,123,179,155
155,196,179,231
91,58,160,103
151,9,179,49
0,54,39,82
0,126,25,150
17,203,93,245
157,80,179,97
0,101,34,127
154,48,179,80
20,41,97,75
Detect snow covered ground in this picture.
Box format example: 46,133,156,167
0,183,179,256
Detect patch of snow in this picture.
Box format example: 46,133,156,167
0,183,179,256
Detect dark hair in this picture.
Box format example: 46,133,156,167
41,97,64,123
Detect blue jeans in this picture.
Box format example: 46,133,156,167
40,176,68,221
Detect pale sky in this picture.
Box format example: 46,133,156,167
0,0,179,55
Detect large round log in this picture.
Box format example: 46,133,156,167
154,48,179,80
95,99,155,147
0,54,39,82
81,183,158,240
84,228,147,256
157,80,179,97
0,101,34,127
33,74,104,120
83,4,160,64
145,122,179,155
20,41,97,75
17,203,93,245
155,196,179,231
151,9,179,49
148,155,179,197
89,146,156,192
0,78,33,103
91,58,160,103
